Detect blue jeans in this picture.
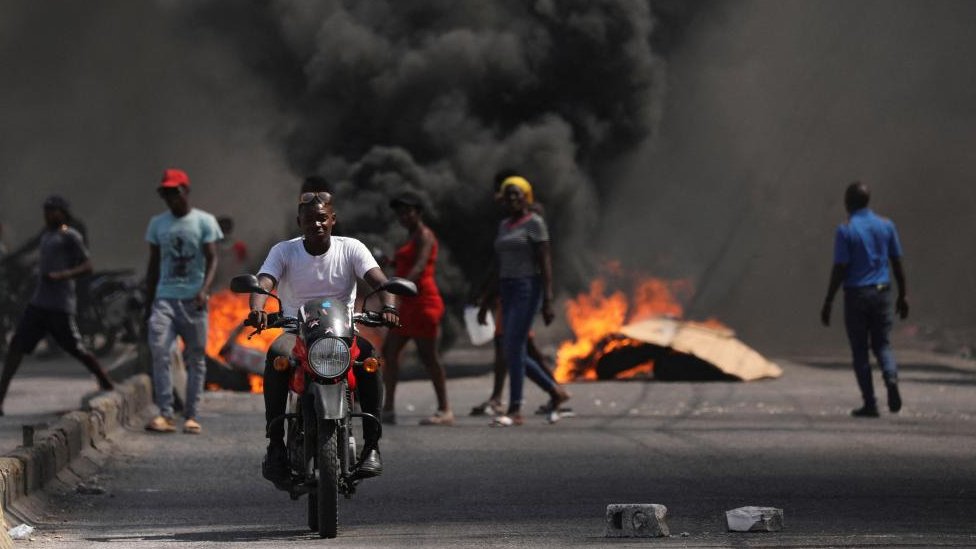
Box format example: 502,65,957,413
147,298,208,419
499,276,555,411
843,285,898,407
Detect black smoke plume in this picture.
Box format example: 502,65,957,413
186,0,671,299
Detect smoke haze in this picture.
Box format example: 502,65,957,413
603,0,976,353
3,1,974,355
0,2,293,267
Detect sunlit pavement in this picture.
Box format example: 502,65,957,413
19,349,976,548
0,345,136,456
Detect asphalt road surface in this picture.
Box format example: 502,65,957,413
0,345,135,456
21,350,976,548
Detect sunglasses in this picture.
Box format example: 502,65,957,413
299,191,332,204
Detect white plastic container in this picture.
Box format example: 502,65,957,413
463,305,495,346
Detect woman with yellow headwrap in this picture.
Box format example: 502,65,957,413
477,175,570,426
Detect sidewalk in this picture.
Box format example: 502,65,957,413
0,345,139,457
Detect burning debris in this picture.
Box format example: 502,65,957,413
556,273,780,382
204,289,281,393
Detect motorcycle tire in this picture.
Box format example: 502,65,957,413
303,404,319,533
317,418,340,539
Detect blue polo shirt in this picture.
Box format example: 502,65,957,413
833,208,903,288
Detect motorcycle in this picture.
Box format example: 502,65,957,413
0,252,143,358
230,273,417,539
77,269,145,356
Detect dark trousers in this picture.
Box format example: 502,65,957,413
263,333,382,446
0,305,112,406
843,285,898,406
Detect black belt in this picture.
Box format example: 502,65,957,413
847,284,890,292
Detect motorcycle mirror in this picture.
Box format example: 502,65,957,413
230,274,267,295
381,277,418,297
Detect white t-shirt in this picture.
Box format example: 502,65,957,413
258,236,379,318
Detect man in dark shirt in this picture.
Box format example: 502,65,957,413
821,182,909,418
0,196,114,415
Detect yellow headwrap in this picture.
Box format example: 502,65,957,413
500,176,534,204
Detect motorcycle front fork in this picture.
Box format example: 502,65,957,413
284,391,360,497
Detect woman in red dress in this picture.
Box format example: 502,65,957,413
381,192,453,425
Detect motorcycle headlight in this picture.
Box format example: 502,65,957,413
306,337,351,378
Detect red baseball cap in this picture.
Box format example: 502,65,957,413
159,168,190,189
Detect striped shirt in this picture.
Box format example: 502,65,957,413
495,213,549,279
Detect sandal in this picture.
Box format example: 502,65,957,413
470,400,504,417
490,414,523,427
183,418,202,434
419,410,455,426
145,416,176,433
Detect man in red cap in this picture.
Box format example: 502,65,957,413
144,168,222,434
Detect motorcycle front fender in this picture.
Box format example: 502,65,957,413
310,381,347,420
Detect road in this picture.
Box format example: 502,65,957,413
19,349,976,548
0,345,136,456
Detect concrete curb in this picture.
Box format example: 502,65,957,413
0,373,152,546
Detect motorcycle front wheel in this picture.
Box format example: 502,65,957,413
303,404,319,533
317,418,340,539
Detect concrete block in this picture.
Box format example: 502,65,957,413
0,368,153,535
726,506,784,532
83,374,153,437
606,504,669,538
0,459,24,507
0,498,13,548
61,412,92,453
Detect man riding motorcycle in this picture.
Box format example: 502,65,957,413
248,177,399,486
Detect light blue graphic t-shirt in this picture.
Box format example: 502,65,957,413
145,208,223,300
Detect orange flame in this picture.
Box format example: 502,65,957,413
248,373,265,393
555,270,697,382
206,289,280,393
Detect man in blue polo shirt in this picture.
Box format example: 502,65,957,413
821,182,909,417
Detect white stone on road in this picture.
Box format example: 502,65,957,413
726,506,784,532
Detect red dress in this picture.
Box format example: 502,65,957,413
391,233,445,339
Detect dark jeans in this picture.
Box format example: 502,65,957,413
0,305,113,406
500,276,556,410
264,333,382,446
843,285,898,406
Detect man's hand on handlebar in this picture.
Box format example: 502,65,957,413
381,305,400,328
246,309,268,331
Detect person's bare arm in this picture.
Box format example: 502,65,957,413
476,258,499,325
404,229,435,282
533,240,555,326
48,258,93,281
891,257,909,319
246,274,277,329
144,244,161,321
820,263,846,327
195,241,218,308
363,267,399,326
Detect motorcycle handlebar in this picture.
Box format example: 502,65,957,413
243,312,293,337
353,311,393,328
242,311,395,334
